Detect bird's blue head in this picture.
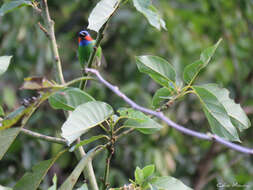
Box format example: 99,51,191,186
78,30,93,46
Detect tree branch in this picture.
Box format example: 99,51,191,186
41,0,65,84
86,68,253,155
21,128,67,145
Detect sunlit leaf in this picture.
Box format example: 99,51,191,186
136,55,176,87
0,56,12,76
13,150,66,190
135,167,144,185
88,0,120,32
0,127,20,160
150,176,193,190
49,87,95,111
183,39,222,84
61,101,114,145
0,0,32,16
118,108,163,134
0,185,12,190
192,85,240,142
142,165,155,179
133,0,167,30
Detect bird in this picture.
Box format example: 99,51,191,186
78,30,102,69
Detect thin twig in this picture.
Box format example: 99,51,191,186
21,128,67,145
64,76,96,87
86,68,253,155
41,0,65,84
102,145,114,190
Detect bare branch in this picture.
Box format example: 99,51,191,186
41,0,65,84
86,68,253,155
21,128,67,145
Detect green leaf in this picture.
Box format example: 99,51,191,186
76,184,88,190
196,84,250,131
133,0,167,30
88,0,120,32
150,176,193,190
183,60,204,84
200,39,222,64
183,39,222,84
192,85,240,142
49,87,95,111
13,150,66,190
48,175,57,190
134,167,144,185
0,1,32,16
142,165,155,179
59,147,101,190
0,56,12,76
0,106,26,130
0,127,20,160
20,76,61,91
136,55,176,87
69,135,107,152
61,101,114,145
118,108,163,134
152,87,175,109
0,105,4,116
0,185,12,190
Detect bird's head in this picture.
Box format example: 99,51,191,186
78,30,93,46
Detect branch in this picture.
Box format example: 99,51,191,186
21,128,67,145
41,0,65,84
102,146,114,190
86,68,253,155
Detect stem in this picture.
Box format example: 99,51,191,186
86,68,253,155
76,140,99,190
41,0,65,84
102,122,115,190
79,22,108,90
64,76,96,87
102,149,113,190
21,128,67,145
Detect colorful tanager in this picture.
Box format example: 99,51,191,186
78,30,102,68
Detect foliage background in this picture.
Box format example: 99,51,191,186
0,0,253,189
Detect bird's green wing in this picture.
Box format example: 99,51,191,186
78,41,102,68
78,43,94,67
